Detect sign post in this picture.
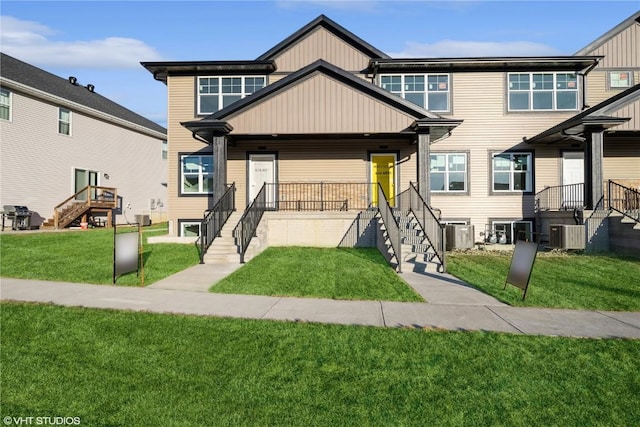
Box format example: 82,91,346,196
504,240,538,300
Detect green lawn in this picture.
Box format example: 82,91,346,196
0,224,199,286
212,247,423,302
2,302,639,426
448,251,640,310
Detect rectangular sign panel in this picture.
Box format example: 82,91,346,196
114,229,139,279
505,240,538,300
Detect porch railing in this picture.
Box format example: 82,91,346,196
54,185,117,228
608,180,640,223
375,183,401,273
233,183,267,263
199,183,236,264
535,183,584,212
266,182,372,211
397,182,446,272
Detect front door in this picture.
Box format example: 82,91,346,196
562,152,584,208
249,154,276,208
371,154,396,207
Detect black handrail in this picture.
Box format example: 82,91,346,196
535,183,584,212
233,183,267,263
199,183,236,264
608,180,640,223
399,182,446,272
267,182,372,211
375,183,401,273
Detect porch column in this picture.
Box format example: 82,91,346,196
212,135,227,205
583,127,604,210
417,131,431,205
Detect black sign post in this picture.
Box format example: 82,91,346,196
504,240,538,300
113,223,143,285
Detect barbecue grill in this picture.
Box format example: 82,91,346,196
2,205,34,231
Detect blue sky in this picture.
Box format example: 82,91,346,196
1,1,638,128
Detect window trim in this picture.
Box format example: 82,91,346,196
429,151,469,195
490,151,534,194
607,70,634,89
58,107,72,136
378,73,451,113
0,88,12,121
507,72,579,112
196,75,266,115
489,218,534,244
179,153,214,196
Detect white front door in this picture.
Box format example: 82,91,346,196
562,152,584,208
249,154,276,207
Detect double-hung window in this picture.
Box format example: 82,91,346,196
58,107,71,135
492,153,532,192
181,155,213,194
198,76,265,115
508,72,578,111
161,140,168,160
379,74,450,112
430,153,467,192
0,88,11,121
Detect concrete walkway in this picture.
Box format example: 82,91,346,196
2,259,639,339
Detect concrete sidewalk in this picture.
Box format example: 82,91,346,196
2,262,639,338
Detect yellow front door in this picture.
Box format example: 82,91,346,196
371,154,396,207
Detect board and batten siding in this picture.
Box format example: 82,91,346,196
228,139,416,209
0,89,166,225
584,21,639,69
271,26,372,73
225,72,416,134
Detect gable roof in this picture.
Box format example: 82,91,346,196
525,83,639,144
256,14,389,61
1,52,166,136
574,10,640,55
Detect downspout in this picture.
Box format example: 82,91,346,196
578,58,601,110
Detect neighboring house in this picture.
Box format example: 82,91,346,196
142,13,639,267
1,52,168,229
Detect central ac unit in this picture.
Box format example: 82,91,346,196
548,224,585,250
445,224,475,250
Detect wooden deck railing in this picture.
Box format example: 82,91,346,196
54,186,117,229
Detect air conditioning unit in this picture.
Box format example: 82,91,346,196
445,224,475,250
135,214,151,227
548,224,585,250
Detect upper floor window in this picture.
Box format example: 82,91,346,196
492,152,532,193
197,76,266,115
508,72,578,111
430,153,467,192
181,154,213,194
161,140,168,160
609,71,633,89
58,108,71,135
1,88,12,121
379,74,450,112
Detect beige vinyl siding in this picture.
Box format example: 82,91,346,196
610,97,640,131
272,26,372,73
228,139,416,209
604,140,640,181
586,72,640,130
584,22,640,69
166,75,211,231
226,72,416,134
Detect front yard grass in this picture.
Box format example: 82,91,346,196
2,302,639,426
0,224,199,286
448,251,640,310
212,247,423,302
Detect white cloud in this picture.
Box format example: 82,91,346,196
0,15,164,68
388,40,562,58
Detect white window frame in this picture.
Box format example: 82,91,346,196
379,73,450,112
161,140,168,160
180,154,214,195
491,220,533,244
430,152,467,193
492,152,533,193
507,72,578,111
608,71,634,89
0,88,11,121
58,107,71,135
180,221,201,237
197,76,266,115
